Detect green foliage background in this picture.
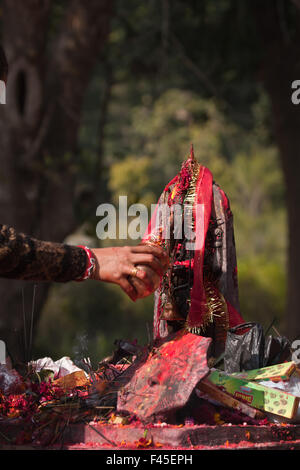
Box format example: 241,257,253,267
34,1,287,365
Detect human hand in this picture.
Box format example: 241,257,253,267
90,245,169,301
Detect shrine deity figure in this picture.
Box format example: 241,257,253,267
142,145,244,358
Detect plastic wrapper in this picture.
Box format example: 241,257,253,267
224,323,265,373
0,365,24,395
29,356,85,378
224,322,291,373
259,374,300,423
264,335,291,366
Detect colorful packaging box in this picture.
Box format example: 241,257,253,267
230,361,297,382
208,370,299,419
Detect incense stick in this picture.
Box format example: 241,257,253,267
28,284,37,362
22,287,27,360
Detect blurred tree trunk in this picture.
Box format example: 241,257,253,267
0,0,112,362
251,0,300,339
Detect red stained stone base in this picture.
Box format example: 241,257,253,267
1,422,300,450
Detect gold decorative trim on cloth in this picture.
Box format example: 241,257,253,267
185,277,229,343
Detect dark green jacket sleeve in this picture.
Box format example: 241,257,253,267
0,224,87,282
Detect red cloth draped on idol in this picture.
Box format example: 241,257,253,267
142,145,244,359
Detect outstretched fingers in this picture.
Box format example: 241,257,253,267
131,244,169,267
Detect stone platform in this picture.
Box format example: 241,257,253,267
1,421,300,450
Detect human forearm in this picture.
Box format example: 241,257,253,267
0,224,87,282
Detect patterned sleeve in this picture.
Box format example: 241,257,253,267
0,224,87,282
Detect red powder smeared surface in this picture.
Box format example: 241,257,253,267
117,332,211,420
